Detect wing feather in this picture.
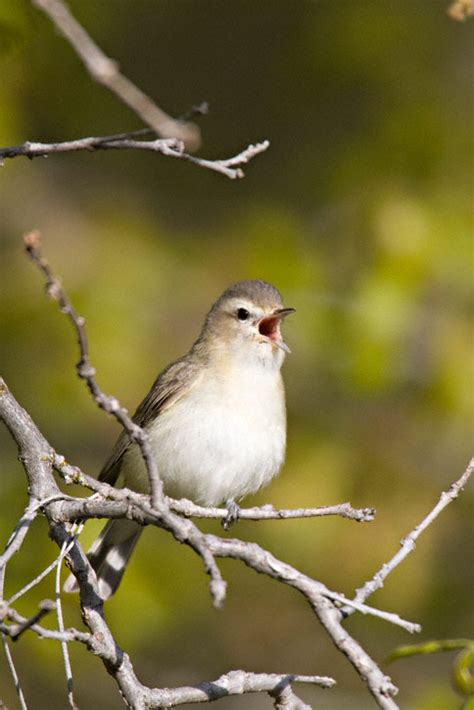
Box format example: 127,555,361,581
99,354,201,485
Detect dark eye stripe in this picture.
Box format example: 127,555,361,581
237,307,250,321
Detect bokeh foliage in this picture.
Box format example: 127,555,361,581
0,1,472,708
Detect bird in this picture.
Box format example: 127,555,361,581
64,279,295,599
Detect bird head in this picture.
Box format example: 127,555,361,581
201,280,295,368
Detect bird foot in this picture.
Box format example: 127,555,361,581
222,499,241,530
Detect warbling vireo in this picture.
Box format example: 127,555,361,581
65,279,294,599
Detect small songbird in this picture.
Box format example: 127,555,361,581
64,279,294,599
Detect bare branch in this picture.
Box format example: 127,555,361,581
173,139,271,178
24,230,165,511
13,495,416,633
1,605,90,644
157,670,335,706
0,498,51,571
0,136,180,159
200,531,418,634
6,524,78,606
55,538,76,709
47,517,340,710
53,452,375,523
1,636,28,710
171,497,376,523
3,490,408,631
270,682,312,710
31,0,200,149
0,605,335,705
7,553,65,606
0,374,399,707
343,457,474,616
7,600,56,642
0,137,270,181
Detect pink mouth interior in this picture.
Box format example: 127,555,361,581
259,316,279,342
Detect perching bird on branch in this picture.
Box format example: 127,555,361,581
64,279,295,599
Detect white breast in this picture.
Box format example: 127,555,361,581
122,362,286,506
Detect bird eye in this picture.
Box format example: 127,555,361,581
237,307,250,321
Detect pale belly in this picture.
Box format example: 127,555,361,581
121,369,286,506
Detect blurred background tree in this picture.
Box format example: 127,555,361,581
0,1,472,708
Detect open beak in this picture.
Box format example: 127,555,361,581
258,307,295,353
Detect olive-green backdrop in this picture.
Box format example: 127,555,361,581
0,1,472,708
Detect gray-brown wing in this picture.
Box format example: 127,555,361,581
99,354,202,485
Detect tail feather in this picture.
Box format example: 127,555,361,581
63,519,142,600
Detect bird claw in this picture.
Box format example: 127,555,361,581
222,499,241,530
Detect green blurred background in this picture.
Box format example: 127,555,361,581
0,1,473,708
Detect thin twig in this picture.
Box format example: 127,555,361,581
0,495,67,590
0,136,270,180
270,682,312,710
1,636,28,710
0,135,180,159
52,453,375,523
166,139,271,178
7,533,77,606
329,593,420,634
24,231,165,510
343,457,474,616
0,500,41,572
0,103,207,161
2,605,90,644
171,498,376,523
56,537,76,709
163,670,336,705
8,600,56,641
